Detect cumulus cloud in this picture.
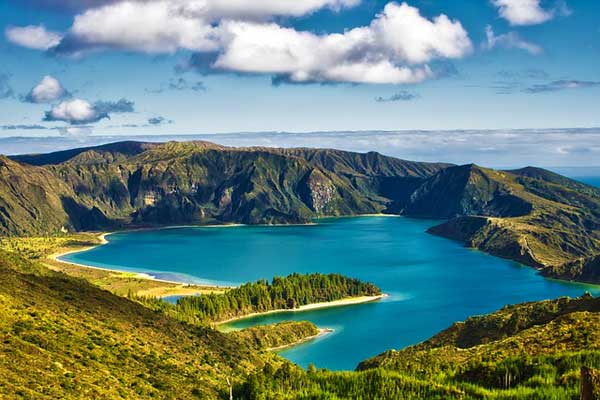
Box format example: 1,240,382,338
483,25,542,55
491,0,554,26
185,0,360,20
56,1,219,54
44,97,135,124
5,25,63,50
213,3,472,84
146,78,206,93
10,1,472,84
49,0,359,55
523,80,600,93
375,91,419,102
0,74,14,99
24,75,69,103
44,99,100,124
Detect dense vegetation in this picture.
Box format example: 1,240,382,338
229,321,320,351
0,249,279,399
134,273,381,323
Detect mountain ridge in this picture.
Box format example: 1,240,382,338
4,140,600,283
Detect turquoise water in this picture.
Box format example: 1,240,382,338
62,217,600,370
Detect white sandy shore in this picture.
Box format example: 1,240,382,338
49,232,232,288
218,294,388,325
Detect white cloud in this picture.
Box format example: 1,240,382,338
44,99,100,124
8,1,472,84
483,25,542,55
491,0,554,26
55,0,361,54
25,75,68,103
215,2,472,84
67,1,219,53
44,97,135,124
5,25,63,50
186,0,360,20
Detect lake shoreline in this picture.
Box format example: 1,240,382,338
48,232,233,296
50,215,402,289
217,294,388,326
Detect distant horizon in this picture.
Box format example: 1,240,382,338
3,128,600,171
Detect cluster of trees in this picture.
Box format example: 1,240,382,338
174,273,381,322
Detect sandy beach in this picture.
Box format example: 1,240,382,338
218,294,388,325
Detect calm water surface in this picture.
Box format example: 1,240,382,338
63,217,600,370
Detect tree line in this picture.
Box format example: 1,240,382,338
176,273,381,322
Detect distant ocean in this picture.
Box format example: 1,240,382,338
576,177,600,188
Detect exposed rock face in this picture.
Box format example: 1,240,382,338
1,141,448,234
542,255,600,284
300,169,336,214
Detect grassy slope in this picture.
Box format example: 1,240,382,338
0,249,279,399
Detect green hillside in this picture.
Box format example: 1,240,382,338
4,140,600,283
0,249,275,399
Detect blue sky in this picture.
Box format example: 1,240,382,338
0,1,599,149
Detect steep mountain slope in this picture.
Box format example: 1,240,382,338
0,249,276,399
2,141,449,233
398,164,533,218
0,156,111,236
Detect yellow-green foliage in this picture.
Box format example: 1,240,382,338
0,234,101,260
0,250,274,399
229,321,319,350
